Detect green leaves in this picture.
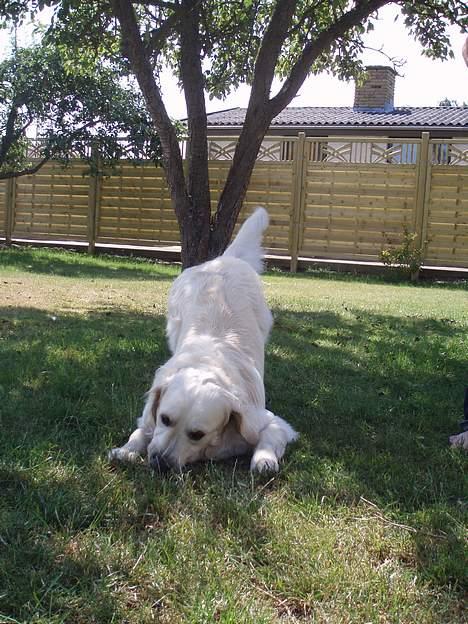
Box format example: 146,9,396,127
0,39,165,178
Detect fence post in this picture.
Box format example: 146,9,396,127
414,132,430,256
290,132,306,272
5,176,16,246
87,151,102,255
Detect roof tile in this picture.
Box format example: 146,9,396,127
205,107,468,128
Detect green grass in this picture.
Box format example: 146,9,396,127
0,247,467,623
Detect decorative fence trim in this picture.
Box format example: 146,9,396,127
1,134,468,270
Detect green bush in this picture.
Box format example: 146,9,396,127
380,227,423,281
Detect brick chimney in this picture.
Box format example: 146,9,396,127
354,66,396,112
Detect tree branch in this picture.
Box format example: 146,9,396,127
209,0,298,251
269,0,391,115
146,10,181,55
110,0,193,259
286,0,325,40
361,43,406,70
0,155,50,180
250,0,298,106
209,0,395,257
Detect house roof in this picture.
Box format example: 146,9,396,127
205,106,468,130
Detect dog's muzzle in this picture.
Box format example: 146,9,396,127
149,453,172,473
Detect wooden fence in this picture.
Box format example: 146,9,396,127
1,133,468,270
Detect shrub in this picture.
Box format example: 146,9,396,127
380,227,423,281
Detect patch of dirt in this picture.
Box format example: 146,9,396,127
1,275,170,316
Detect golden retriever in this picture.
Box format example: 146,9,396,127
109,208,297,472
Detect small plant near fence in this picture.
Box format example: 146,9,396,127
380,227,423,281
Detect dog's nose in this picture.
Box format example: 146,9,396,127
149,453,171,473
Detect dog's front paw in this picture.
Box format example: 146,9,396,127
250,449,279,473
108,447,143,464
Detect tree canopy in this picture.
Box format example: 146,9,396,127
0,38,163,179
1,1,466,265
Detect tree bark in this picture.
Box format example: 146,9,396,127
179,0,211,265
112,0,219,267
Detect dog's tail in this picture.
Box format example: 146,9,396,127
223,207,269,273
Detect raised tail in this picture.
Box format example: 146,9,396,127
222,207,269,273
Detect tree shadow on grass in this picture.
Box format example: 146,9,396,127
0,306,170,459
0,304,466,621
0,247,178,281
266,307,466,505
266,306,467,589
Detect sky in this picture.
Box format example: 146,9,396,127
2,4,467,120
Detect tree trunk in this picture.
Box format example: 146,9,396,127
178,0,211,267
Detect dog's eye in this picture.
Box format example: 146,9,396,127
188,430,205,441
160,414,172,427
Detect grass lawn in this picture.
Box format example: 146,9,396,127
0,247,467,624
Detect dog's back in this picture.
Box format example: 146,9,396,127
166,209,272,369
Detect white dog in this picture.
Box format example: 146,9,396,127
109,208,298,473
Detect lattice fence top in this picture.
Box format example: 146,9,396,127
26,139,93,159
21,135,468,167
430,142,468,166
205,137,297,162
305,139,420,165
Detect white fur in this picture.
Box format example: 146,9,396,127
109,208,298,472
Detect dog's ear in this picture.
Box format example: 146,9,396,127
139,385,164,428
229,408,260,446
221,388,262,446
139,365,176,427
148,386,163,423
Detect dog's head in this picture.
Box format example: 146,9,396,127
145,367,260,471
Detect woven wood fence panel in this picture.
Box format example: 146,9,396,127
300,163,418,261
97,164,178,246
1,135,467,270
12,161,90,241
424,166,468,267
